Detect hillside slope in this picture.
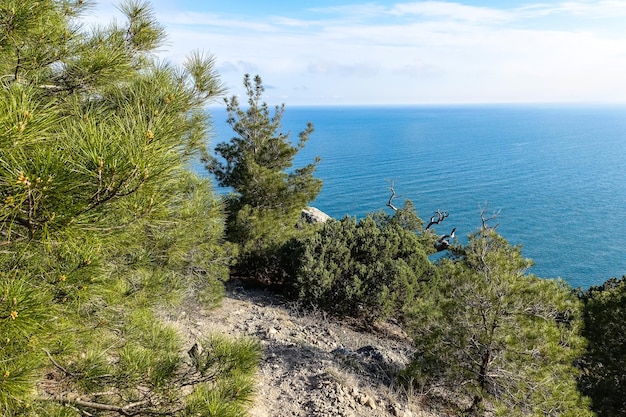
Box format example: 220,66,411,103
164,280,441,417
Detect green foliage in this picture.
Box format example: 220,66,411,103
184,335,262,417
209,73,321,213
578,276,626,417
104,173,233,307
0,271,50,412
1,2,224,242
287,205,435,322
405,228,592,416
115,309,182,387
0,1,258,415
207,74,322,281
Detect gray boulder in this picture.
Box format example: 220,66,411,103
301,207,331,224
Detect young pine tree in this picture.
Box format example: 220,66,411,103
405,228,593,417
207,74,322,281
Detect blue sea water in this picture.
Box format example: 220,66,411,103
201,104,626,289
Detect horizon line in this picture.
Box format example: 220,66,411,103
206,101,626,109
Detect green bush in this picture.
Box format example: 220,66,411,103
286,208,435,322
226,203,311,284
578,276,626,417
0,272,51,412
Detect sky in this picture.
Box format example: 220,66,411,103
86,0,626,106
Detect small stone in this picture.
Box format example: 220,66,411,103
268,327,278,335
280,319,295,328
392,404,413,417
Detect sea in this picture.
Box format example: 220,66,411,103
199,104,626,289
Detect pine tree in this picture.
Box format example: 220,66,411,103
207,73,322,281
405,227,593,416
1,1,259,415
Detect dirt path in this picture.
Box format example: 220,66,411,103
169,280,439,417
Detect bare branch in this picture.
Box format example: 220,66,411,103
479,202,501,231
43,348,79,377
425,209,449,230
386,180,400,212
50,393,150,416
14,47,21,83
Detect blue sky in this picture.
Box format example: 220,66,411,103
87,1,626,105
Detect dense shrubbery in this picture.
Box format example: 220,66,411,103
285,203,436,322
578,276,626,417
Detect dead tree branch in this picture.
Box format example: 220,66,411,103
425,209,449,230
387,180,400,212
42,349,78,377
480,203,501,231
51,394,152,416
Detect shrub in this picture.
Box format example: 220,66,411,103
578,276,626,417
286,210,435,322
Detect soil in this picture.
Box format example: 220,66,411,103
168,280,443,417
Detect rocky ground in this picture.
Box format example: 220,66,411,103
168,280,444,417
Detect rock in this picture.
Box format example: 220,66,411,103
279,319,295,328
301,206,331,224
357,394,377,409
356,345,385,362
391,404,413,417
365,396,377,409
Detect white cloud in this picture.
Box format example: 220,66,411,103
307,61,382,77
388,1,513,23
308,4,389,18
84,0,626,105
525,0,626,17
166,12,280,33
